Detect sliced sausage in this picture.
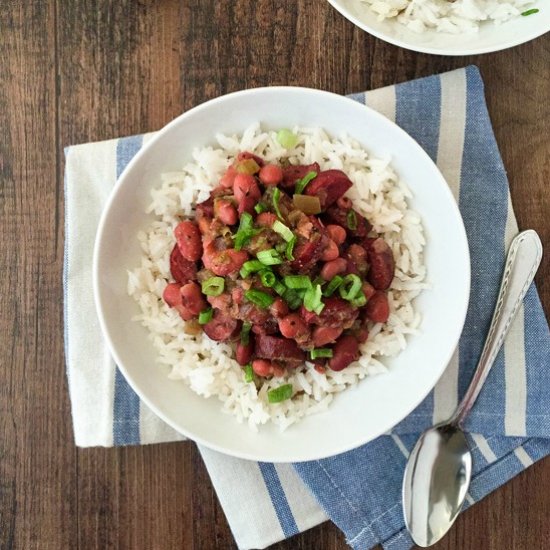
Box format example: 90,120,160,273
169,244,197,284
203,310,240,342
366,238,395,290
324,205,371,237
254,334,306,362
329,335,359,371
174,220,202,262
281,162,320,190
365,291,390,323
290,236,325,272
304,170,353,209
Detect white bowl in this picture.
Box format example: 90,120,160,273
327,0,549,55
93,87,470,462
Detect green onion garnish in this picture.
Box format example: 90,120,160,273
234,212,261,250
260,270,277,288
286,236,296,261
275,242,287,253
272,220,294,242
346,209,358,231
323,275,344,297
244,363,254,383
198,308,213,324
276,129,298,149
201,276,225,296
351,291,367,308
273,187,283,220
245,289,275,309
339,274,362,301
273,281,287,296
284,275,312,289
254,203,267,214
283,288,302,310
303,284,324,314
257,248,283,266
310,348,333,360
240,259,265,278
521,8,539,15
241,322,252,345
267,383,293,403
295,171,317,194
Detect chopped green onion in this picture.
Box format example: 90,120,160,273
521,8,539,15
323,275,344,297
273,187,283,220
351,292,367,308
267,383,293,403
346,209,358,231
245,289,275,309
201,276,225,296
273,281,287,296
339,274,362,301
254,203,267,214
272,220,294,242
240,259,265,278
295,171,317,194
275,242,287,253
240,322,252,345
257,248,283,266
283,288,302,310
198,308,213,324
260,270,277,288
286,236,296,261
244,363,254,383
284,275,312,289
233,212,261,250
312,276,325,287
276,129,298,149
310,348,333,360
303,284,324,314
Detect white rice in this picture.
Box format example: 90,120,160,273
361,0,537,33
127,124,427,431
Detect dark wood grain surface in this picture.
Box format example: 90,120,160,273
1,1,548,549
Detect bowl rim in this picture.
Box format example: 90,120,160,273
93,86,471,462
326,0,550,56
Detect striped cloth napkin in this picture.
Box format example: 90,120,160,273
64,66,550,550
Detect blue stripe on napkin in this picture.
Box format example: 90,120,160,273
112,135,144,445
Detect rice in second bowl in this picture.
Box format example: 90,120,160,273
127,125,426,431
361,0,538,34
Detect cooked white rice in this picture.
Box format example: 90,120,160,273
361,0,536,33
127,125,427,431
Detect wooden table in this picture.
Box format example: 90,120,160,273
1,1,548,548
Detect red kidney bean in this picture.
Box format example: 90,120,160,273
203,310,239,342
254,334,306,361
163,283,183,308
366,238,395,290
236,339,254,366
238,195,257,216
329,335,359,371
269,297,289,318
301,297,359,329
169,244,197,284
312,326,343,347
252,359,273,377
362,281,376,300
347,244,368,273
174,220,202,262
326,224,346,245
321,239,339,262
220,166,237,188
320,257,347,280
278,314,309,339
259,164,283,186
202,243,248,276
233,173,261,203
215,199,238,226
256,212,277,228
180,282,207,316
237,151,265,167
365,291,390,323
304,170,353,209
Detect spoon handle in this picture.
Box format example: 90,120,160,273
451,230,543,427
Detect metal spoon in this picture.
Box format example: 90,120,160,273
402,230,543,547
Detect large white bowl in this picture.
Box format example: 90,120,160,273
93,87,470,463
327,0,549,55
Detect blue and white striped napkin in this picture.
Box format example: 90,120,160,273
64,66,550,550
